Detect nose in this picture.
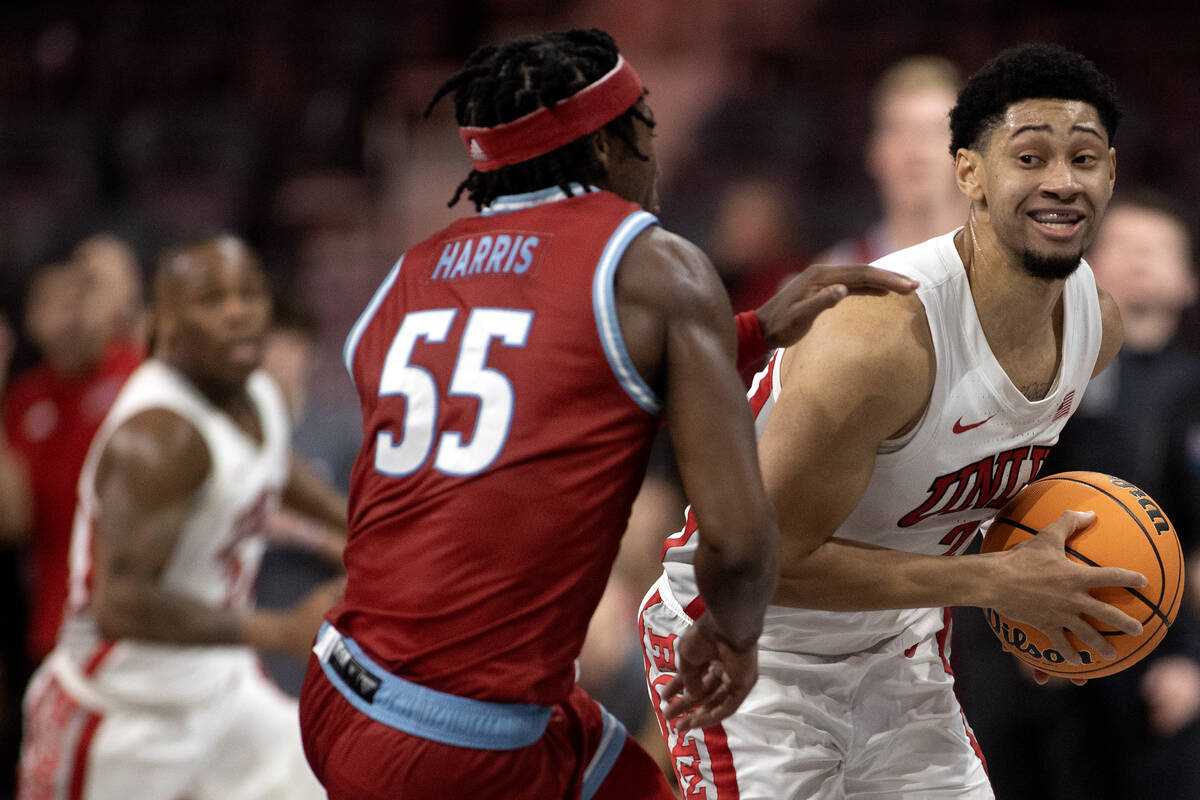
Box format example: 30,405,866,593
221,292,257,328
1040,158,1082,199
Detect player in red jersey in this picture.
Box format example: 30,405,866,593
297,28,916,800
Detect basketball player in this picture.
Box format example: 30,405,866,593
18,236,343,800
640,42,1149,798
297,28,916,800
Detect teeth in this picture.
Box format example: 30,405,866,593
1032,212,1078,224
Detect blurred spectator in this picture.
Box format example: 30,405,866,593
814,54,965,264
2,254,143,666
953,191,1200,800
708,177,809,312
72,233,148,349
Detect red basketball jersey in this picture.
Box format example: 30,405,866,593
333,187,661,706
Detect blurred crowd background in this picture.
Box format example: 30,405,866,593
4,1,1200,798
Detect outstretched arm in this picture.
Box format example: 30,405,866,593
92,409,340,659
735,265,918,381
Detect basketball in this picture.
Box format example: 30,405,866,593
979,471,1184,678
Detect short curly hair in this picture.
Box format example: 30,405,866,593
948,42,1120,155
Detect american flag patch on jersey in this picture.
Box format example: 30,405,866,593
1052,390,1076,421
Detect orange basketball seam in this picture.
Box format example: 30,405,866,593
1046,475,1180,614
1063,545,1171,628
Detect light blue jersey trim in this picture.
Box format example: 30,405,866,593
482,184,596,216
343,256,404,382
580,704,628,800
314,623,552,751
593,211,660,414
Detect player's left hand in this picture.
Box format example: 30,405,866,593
755,265,918,351
659,612,758,733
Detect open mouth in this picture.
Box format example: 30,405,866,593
226,338,262,365
1028,210,1084,239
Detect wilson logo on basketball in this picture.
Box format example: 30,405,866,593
1108,477,1171,534
984,608,1094,666
980,471,1184,679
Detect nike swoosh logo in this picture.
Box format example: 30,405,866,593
953,415,995,434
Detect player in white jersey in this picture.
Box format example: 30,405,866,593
18,236,345,800
640,43,1149,799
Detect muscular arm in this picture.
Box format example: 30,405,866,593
736,266,920,382
92,409,327,656
617,227,778,650
763,291,956,609
763,292,1145,660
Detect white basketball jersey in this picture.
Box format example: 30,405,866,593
662,230,1103,656
54,359,291,705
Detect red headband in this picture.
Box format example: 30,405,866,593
459,55,644,172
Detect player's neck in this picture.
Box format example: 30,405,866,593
158,351,250,410
954,215,1066,353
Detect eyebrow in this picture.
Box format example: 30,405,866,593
1010,123,1106,143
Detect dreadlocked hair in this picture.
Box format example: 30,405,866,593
425,28,652,211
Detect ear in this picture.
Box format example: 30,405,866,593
591,128,612,172
1108,146,1117,194
954,148,985,203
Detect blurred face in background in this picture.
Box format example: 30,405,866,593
1089,204,1196,315
73,234,145,347
25,263,109,377
868,84,961,215
156,238,272,390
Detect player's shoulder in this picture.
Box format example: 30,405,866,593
618,226,725,312
98,407,212,503
793,289,931,365
781,288,934,418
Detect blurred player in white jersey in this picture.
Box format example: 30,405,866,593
18,235,344,800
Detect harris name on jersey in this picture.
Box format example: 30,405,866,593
429,232,548,280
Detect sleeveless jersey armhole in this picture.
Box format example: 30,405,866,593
343,256,406,385
591,211,661,415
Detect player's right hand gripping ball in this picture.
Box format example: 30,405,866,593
980,471,1184,678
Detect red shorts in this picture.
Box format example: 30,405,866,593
298,655,674,799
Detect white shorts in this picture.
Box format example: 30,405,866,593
639,575,993,800
18,656,325,800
